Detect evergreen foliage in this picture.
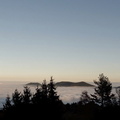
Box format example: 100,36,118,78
80,91,91,105
22,86,32,104
41,79,48,103
91,73,115,107
12,89,22,106
48,76,59,102
116,87,120,106
3,95,11,111
1,74,120,120
32,86,42,104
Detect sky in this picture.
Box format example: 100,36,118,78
0,0,120,82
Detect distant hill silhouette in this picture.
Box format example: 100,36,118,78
26,81,94,87
55,81,94,87
26,82,41,86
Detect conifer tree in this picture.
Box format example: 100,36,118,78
41,80,48,103
32,86,42,104
3,95,12,110
116,87,120,106
47,77,63,120
91,73,114,107
12,89,22,106
22,86,32,104
48,76,59,102
80,91,91,105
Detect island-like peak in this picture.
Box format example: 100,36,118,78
26,82,41,86
25,81,94,87
55,81,94,87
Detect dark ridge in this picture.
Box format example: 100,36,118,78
26,81,94,87
55,81,94,87
26,82,41,86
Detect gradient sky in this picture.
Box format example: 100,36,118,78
0,0,120,82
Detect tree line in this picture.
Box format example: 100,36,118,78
0,74,120,120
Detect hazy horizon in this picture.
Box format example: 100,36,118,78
0,81,120,109
0,79,119,85
0,0,120,82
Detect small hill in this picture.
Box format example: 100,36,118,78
55,81,94,87
26,82,41,86
26,81,94,87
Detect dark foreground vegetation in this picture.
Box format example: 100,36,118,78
0,74,120,120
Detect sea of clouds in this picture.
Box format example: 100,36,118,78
0,81,119,109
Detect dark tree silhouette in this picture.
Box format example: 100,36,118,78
116,87,120,106
47,77,64,120
41,79,48,103
32,86,42,104
48,76,59,102
91,73,114,107
22,86,32,104
3,95,11,110
2,75,120,120
80,90,91,105
12,89,22,106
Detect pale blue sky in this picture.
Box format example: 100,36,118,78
0,0,120,82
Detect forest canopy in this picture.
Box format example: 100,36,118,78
0,74,120,120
